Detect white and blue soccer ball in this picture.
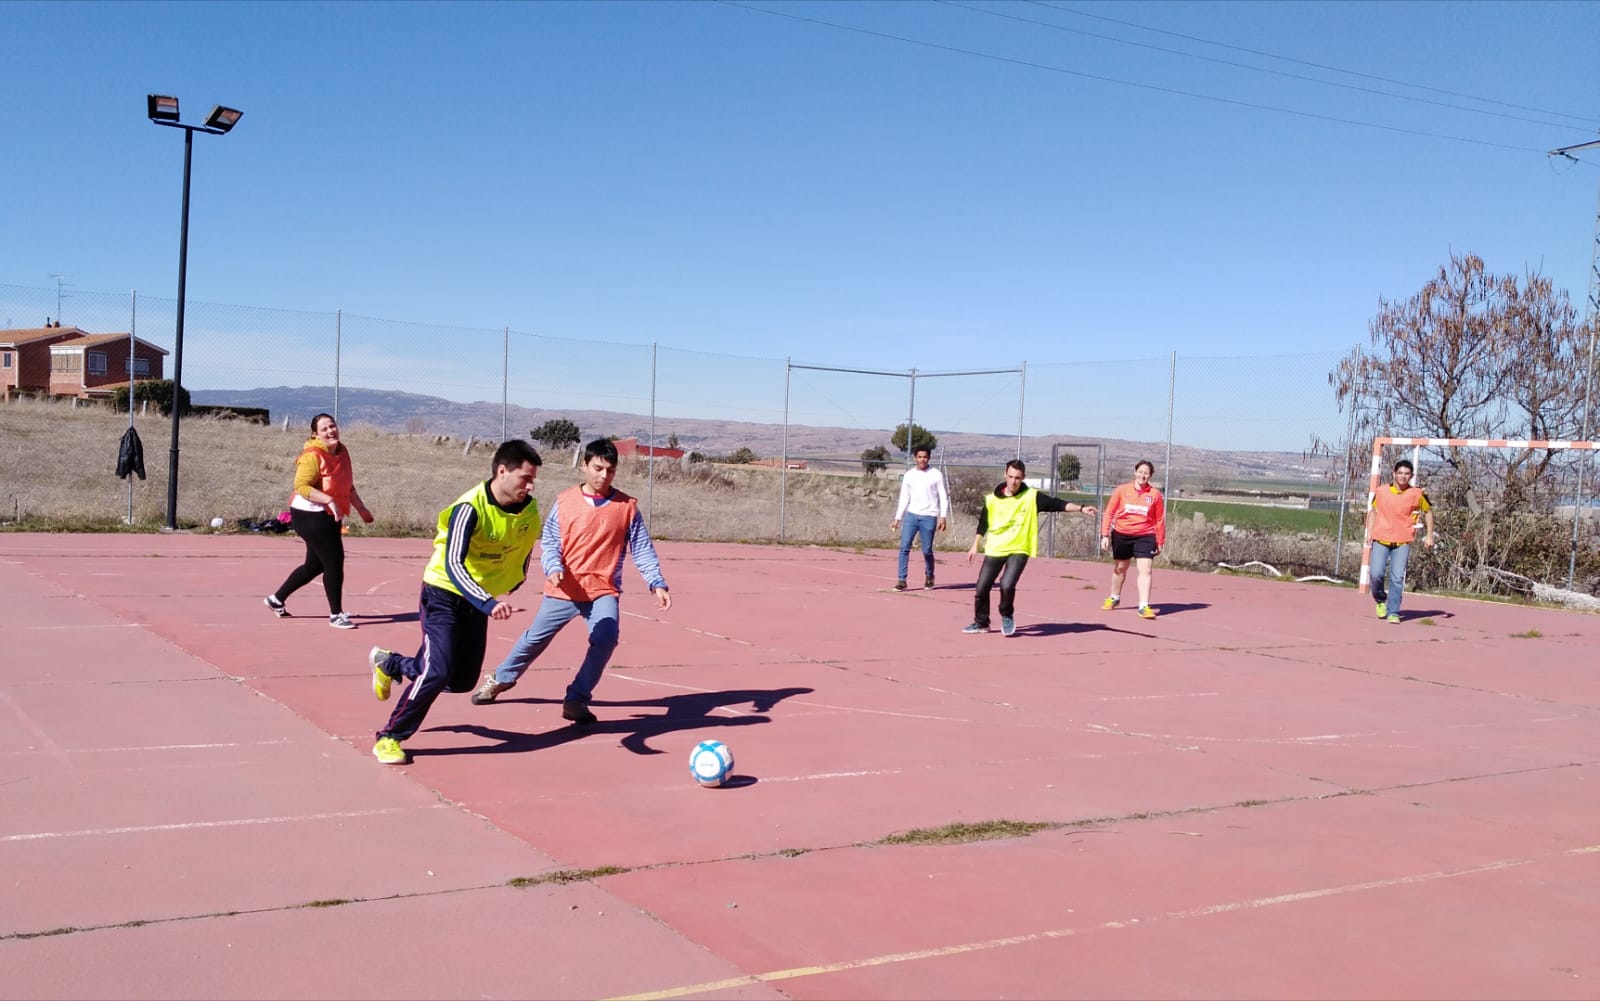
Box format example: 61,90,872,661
688,739,734,787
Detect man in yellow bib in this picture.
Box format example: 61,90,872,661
366,440,544,765
965,459,1096,637
1367,458,1434,624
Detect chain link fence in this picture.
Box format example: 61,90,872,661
4,281,1594,592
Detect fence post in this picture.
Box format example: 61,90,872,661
1163,351,1176,496
780,357,790,543
1334,385,1360,577
648,341,657,525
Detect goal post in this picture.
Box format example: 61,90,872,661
1359,435,1600,593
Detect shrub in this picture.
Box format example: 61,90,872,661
861,445,889,477
949,468,995,518
110,380,190,416
190,405,270,424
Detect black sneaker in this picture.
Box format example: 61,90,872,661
925,576,935,589
562,701,598,725
263,595,288,618
893,580,907,591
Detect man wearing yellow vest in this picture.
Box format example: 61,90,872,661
1367,458,1434,624
964,459,1096,636
366,440,544,765
471,438,671,724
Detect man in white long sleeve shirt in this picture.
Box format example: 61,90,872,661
890,447,950,590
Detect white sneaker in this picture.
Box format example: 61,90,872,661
471,675,515,705
329,612,356,630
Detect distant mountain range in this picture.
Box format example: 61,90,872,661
192,385,1335,487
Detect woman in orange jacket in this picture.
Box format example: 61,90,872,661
264,413,373,628
1099,459,1166,619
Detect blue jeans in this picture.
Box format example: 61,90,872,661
1369,542,1411,615
492,594,620,706
898,514,938,582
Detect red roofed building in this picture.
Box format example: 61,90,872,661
613,436,686,460
48,332,168,399
1,326,87,399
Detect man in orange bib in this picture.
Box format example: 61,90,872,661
471,439,671,724
1367,458,1434,624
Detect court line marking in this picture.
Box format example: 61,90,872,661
606,842,1600,1001
1,804,446,843
0,691,70,766
9,622,143,631
0,738,299,759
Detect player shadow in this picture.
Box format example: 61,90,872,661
1013,622,1152,638
1141,602,1209,616
1390,608,1455,622
352,611,420,625
417,685,815,758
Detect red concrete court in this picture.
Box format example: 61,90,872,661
1,532,1597,999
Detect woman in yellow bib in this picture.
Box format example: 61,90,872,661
965,459,1096,637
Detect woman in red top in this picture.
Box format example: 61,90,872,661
264,413,374,628
1099,459,1166,619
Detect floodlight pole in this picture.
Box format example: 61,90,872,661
149,97,240,530
1549,137,1600,588
165,126,195,530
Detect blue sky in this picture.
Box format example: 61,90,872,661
3,1,1598,449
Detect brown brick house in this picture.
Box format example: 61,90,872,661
47,333,168,400
1,326,88,398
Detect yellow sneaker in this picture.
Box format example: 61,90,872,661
372,737,407,765
1101,596,1120,611
369,647,394,701
1138,605,1157,619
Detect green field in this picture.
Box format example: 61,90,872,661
1058,492,1349,536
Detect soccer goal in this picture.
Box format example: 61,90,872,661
1359,435,1600,594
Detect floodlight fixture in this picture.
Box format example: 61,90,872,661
203,105,242,134
147,94,180,122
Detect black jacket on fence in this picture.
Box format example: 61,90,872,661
117,427,146,481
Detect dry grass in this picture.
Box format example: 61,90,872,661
0,398,1330,579
0,397,987,547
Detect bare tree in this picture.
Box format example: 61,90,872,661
1328,251,1599,595
1329,251,1593,506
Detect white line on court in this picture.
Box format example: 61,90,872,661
605,842,1600,1001
0,691,70,765
1,804,447,843
762,768,906,783
11,622,143,631
1088,712,1581,747
1092,691,1221,702
0,738,298,758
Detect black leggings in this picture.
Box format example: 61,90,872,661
973,553,1029,627
275,508,345,615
